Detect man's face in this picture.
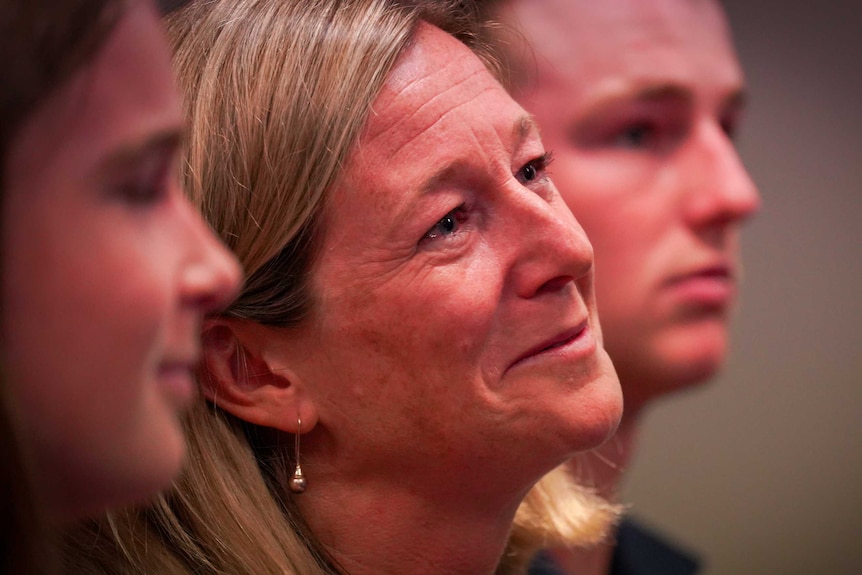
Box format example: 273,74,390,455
499,0,761,411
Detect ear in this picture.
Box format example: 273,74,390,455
199,318,318,434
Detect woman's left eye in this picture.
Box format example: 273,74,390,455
422,204,468,242
515,152,553,185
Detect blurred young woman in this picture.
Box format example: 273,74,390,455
0,0,239,568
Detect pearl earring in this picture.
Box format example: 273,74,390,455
289,416,307,494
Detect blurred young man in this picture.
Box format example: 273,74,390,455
487,0,761,573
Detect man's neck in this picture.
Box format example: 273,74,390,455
547,412,643,575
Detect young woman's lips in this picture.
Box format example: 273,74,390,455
157,361,197,408
508,320,595,372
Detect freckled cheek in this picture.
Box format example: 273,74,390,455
342,287,495,389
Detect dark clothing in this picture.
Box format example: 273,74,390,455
528,517,701,575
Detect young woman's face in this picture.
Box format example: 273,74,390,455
1,0,240,520
274,24,622,499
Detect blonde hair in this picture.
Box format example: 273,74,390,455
59,1,512,573
497,466,623,575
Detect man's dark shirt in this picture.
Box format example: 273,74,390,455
529,517,701,575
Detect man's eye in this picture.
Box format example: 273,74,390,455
614,123,657,149
720,117,739,142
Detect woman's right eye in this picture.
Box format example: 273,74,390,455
116,178,168,206
422,204,467,243
113,146,176,207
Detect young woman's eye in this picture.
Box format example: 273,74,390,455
516,152,553,185
422,204,467,242
117,178,169,205
114,148,175,206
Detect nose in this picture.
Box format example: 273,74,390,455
179,201,242,314
507,184,595,300
681,119,761,231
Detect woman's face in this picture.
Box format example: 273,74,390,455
1,0,240,520
279,24,622,494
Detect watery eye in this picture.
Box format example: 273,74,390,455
516,153,553,186
423,206,465,242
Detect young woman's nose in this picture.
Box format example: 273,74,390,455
179,200,242,313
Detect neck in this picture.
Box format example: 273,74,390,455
576,410,642,500
299,473,523,575
549,408,644,575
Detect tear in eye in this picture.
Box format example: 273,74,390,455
516,152,553,185
423,205,467,242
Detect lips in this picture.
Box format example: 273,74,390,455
157,359,198,407
665,263,736,307
509,319,591,370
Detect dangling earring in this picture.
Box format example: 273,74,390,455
289,416,307,494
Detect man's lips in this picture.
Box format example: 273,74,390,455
664,264,736,306
508,319,592,370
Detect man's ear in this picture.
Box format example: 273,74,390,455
198,318,318,434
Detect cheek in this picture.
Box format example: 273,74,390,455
551,158,675,327
10,225,172,417
320,265,501,398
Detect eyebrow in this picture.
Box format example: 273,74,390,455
96,129,183,175
418,114,540,196
514,114,540,143
721,88,748,113
582,82,748,117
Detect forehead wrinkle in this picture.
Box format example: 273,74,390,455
418,111,536,197
394,82,499,160
365,62,493,149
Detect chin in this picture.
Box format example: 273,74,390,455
102,419,188,515
566,351,624,452
611,323,729,411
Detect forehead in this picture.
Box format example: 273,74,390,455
509,0,742,97
327,22,533,247
359,23,507,154
10,1,181,180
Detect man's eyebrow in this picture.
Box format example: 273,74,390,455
97,130,183,174
587,83,695,114
580,82,750,120
418,114,540,196
721,88,748,112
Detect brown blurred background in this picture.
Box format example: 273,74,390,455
622,1,862,574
